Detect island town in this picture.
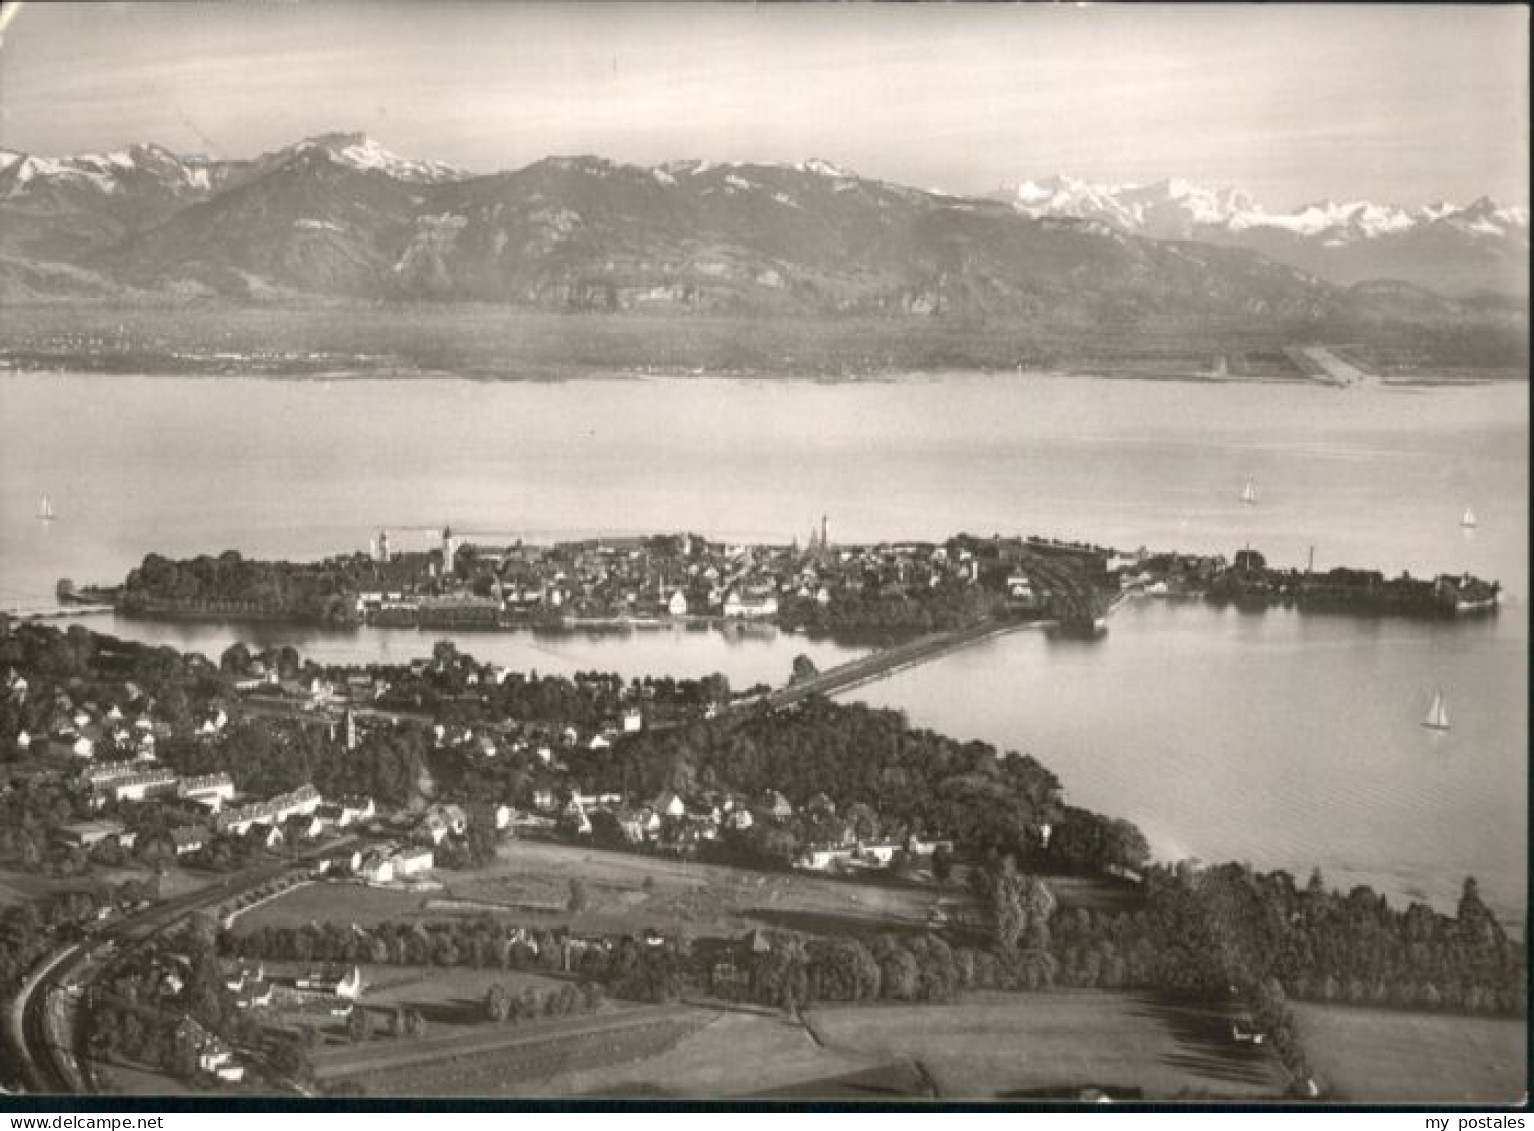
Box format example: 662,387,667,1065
56,523,1500,642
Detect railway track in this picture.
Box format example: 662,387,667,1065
9,840,355,1095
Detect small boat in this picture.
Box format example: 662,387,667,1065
36,495,54,522
1423,689,1451,732
1240,478,1257,506
1461,506,1477,529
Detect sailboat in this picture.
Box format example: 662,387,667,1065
36,495,54,522
1423,690,1451,732
1240,478,1257,506
1461,506,1477,529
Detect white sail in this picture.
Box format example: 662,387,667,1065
1424,691,1450,731
1241,478,1257,505
36,495,53,521
1461,507,1477,528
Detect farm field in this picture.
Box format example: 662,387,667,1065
802,991,1286,1100
229,881,436,933
430,839,1134,938
230,841,1135,944
325,1003,713,1096
1291,1003,1526,1104
536,1008,878,1097
328,989,1290,1099
254,962,571,1046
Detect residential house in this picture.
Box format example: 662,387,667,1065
246,823,283,851
795,845,855,872
91,766,180,805
762,790,794,820
336,795,376,827
170,826,208,857
295,965,363,1000
50,733,95,760
392,846,434,877
358,852,395,884
54,820,129,850
637,807,663,839
855,841,901,866
223,961,265,993
316,847,362,875
197,708,229,737
213,783,322,836
414,802,468,846
610,807,645,844
282,812,325,843
179,772,236,811
233,980,273,1011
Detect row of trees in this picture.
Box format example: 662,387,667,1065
225,917,569,973
1048,864,1525,1017
483,981,604,1023
374,645,731,728
348,1004,426,1042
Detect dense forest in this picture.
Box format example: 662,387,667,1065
569,697,1149,873
121,551,359,625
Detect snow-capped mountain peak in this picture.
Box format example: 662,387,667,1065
795,157,858,179
284,132,470,184
992,173,1526,246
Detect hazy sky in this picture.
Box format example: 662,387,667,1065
1,2,1526,207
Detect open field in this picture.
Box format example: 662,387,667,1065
231,840,1135,943
322,1004,712,1096
803,991,1286,1100
1291,1003,1526,1104
328,989,1289,1099
230,881,434,933
536,1008,880,1098
440,840,1135,939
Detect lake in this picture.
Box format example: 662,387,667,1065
0,371,1525,922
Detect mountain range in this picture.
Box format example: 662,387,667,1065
991,175,1528,300
0,133,1525,332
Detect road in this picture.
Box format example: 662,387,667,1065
307,1002,703,1081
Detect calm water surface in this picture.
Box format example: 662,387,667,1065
0,372,1525,921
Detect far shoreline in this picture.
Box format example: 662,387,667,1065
2,363,1524,388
